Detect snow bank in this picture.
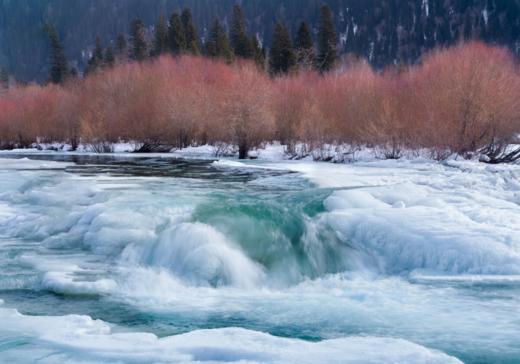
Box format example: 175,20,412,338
2,141,519,166
0,157,73,170
250,159,520,276
171,144,220,159
0,305,461,364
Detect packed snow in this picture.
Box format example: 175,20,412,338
0,303,461,364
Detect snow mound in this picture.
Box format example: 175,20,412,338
264,159,520,276
0,306,462,364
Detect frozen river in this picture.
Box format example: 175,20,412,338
0,154,519,363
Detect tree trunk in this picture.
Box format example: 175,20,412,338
238,142,248,159
70,135,78,151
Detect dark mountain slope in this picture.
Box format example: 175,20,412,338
1,0,519,82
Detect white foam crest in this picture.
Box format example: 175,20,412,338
0,202,18,221
111,268,520,362
121,222,266,288
0,307,462,364
17,254,117,295
41,271,117,295
410,273,520,283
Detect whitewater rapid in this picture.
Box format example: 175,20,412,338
0,155,519,363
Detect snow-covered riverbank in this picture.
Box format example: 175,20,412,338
0,142,461,162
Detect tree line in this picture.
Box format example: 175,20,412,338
1,41,519,163
3,0,520,83
43,4,339,84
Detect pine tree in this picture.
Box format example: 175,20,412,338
317,5,338,72
104,46,115,68
181,8,200,55
116,34,127,57
251,35,266,68
205,18,234,62
44,24,69,84
93,37,104,63
69,67,79,78
152,15,169,57
295,21,315,69
205,23,217,57
168,12,187,55
269,22,296,75
86,37,104,74
130,18,148,61
230,4,253,59
0,66,8,89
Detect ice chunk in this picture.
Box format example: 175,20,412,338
0,307,462,364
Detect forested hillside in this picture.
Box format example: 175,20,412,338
1,0,520,82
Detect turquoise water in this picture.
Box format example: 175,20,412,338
0,155,519,363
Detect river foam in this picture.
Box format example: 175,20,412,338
121,222,266,288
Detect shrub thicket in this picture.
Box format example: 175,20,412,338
1,42,519,161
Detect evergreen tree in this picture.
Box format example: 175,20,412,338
181,8,200,55
269,22,296,75
205,24,217,57
317,5,338,72
0,66,8,89
251,35,266,68
295,21,315,69
205,18,234,62
168,12,187,55
44,24,69,84
152,15,169,57
104,46,115,68
86,37,104,74
92,37,104,63
116,34,127,57
69,67,79,78
130,18,148,61
230,4,253,59
5,1,520,81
